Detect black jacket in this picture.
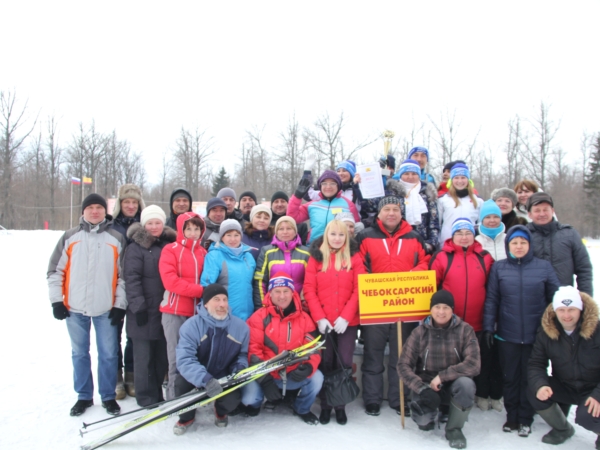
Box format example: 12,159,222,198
165,188,193,229
528,293,600,401
123,223,177,340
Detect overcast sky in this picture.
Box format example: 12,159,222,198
2,1,598,184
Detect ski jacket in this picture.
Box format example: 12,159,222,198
253,235,310,309
437,193,483,243
47,216,127,316
158,212,206,317
475,229,507,261
483,225,561,345
287,191,360,243
165,188,192,229
398,315,480,394
528,293,600,402
246,291,321,380
242,228,273,261
356,218,430,274
527,220,594,296
176,304,249,388
201,242,256,321
271,213,310,245
307,182,363,212
123,223,176,340
303,237,365,327
429,239,494,332
386,179,440,252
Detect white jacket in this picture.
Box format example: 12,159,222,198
437,193,483,243
475,232,507,261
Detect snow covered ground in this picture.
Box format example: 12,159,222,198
1,230,599,450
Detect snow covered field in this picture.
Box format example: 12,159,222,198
1,230,599,450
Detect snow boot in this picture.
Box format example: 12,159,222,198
445,401,470,449
102,399,121,416
335,408,347,425
294,410,319,425
124,371,136,397
70,399,93,416
537,403,575,445
173,419,194,435
475,396,490,411
365,403,380,416
115,370,126,400
490,398,503,412
319,409,332,424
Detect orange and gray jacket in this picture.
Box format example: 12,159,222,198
47,216,127,316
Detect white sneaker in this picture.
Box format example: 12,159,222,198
173,419,194,435
475,396,490,411
518,424,531,437
490,399,503,412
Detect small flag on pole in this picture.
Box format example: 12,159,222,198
83,177,93,185
71,177,81,185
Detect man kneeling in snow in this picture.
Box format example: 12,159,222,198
241,272,323,425
173,284,249,435
527,286,600,448
398,290,480,449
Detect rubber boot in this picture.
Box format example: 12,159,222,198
124,371,136,397
445,402,470,449
115,370,126,400
537,403,575,445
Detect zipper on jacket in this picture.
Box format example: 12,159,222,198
191,240,199,315
454,348,461,362
519,258,524,343
423,348,429,370
287,322,292,343
463,251,469,321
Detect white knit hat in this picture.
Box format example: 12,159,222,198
250,204,272,222
553,286,583,311
141,205,166,226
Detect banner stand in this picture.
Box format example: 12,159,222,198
398,320,405,429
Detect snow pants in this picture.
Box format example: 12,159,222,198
132,337,168,407
161,313,188,400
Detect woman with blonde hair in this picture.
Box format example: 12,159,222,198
304,219,366,425
437,162,483,243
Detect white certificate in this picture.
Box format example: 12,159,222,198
357,163,385,199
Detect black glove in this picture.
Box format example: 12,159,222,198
482,331,494,349
294,177,312,199
379,155,388,169
288,363,312,383
418,388,441,412
204,377,223,398
52,303,70,320
259,374,283,402
108,307,126,326
136,311,148,327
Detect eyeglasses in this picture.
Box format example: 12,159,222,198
321,182,338,187
454,231,473,237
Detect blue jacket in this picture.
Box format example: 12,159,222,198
242,229,273,261
483,225,561,344
176,304,249,388
201,243,256,321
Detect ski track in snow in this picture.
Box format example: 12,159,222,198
1,230,598,449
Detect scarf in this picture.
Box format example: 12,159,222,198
399,180,428,225
480,222,505,241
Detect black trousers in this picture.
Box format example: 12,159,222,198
132,338,168,406
175,375,241,423
474,332,503,400
498,340,534,425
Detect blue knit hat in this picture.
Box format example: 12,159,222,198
479,199,502,222
336,161,356,178
317,170,342,191
396,159,421,178
451,218,475,236
508,229,530,242
450,163,470,180
408,146,429,160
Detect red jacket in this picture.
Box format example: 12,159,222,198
159,212,207,317
303,237,365,327
429,239,494,332
356,219,430,274
246,291,321,379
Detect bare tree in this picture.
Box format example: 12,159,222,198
173,126,214,199
158,151,173,203
428,108,479,168
276,113,306,193
504,116,524,188
45,115,62,226
242,126,271,199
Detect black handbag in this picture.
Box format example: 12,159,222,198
322,333,360,407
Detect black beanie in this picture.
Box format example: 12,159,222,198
443,160,466,172
430,290,455,310
239,191,258,203
82,193,107,213
203,284,228,305
271,191,289,203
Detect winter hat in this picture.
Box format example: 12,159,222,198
451,218,475,236
479,199,502,222
275,216,297,234
443,160,465,172
219,219,242,240
112,184,145,217
141,205,166,226
552,286,583,311
396,159,421,178
203,284,228,305
450,163,470,180
491,187,518,208
239,191,257,203
335,212,355,224
336,160,357,178
271,191,289,203
526,192,554,211
217,187,237,201
250,204,272,222
508,229,530,242
206,197,227,213
386,155,396,171
430,290,454,310
408,146,429,161
317,170,342,192
268,272,295,292
377,196,402,213
82,193,107,213
172,190,191,201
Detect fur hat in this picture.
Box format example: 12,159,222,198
141,205,166,226
491,187,518,208
217,187,237,201
82,193,107,213
112,184,145,217
203,284,228,305
250,204,272,222
219,219,242,241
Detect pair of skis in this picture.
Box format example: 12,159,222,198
80,337,324,450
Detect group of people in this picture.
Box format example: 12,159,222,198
47,146,598,449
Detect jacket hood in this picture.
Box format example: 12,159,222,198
196,302,232,328
263,290,304,319
541,292,599,340
386,178,437,202
308,235,359,262
441,237,486,255
127,222,177,249
169,188,193,216
175,212,205,245
504,224,534,263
